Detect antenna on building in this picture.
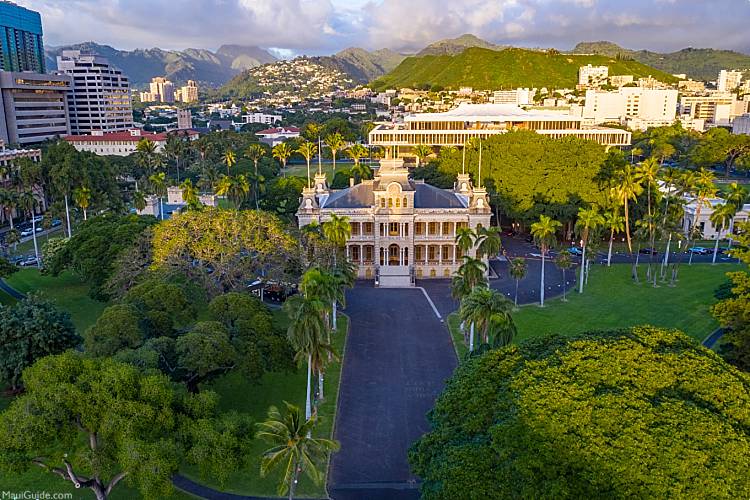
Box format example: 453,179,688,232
318,136,322,175
478,140,482,189
462,144,466,175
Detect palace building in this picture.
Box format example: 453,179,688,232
297,155,491,287
368,103,632,155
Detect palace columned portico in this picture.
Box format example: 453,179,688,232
297,156,491,287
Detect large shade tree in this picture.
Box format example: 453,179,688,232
410,326,750,499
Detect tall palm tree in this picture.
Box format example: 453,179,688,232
508,257,527,307
555,250,573,302
575,206,604,293
17,191,40,266
530,215,562,307
685,169,717,267
273,142,293,176
284,294,327,420
133,189,147,212
296,141,317,188
349,162,372,184
413,144,432,167
459,286,516,347
659,167,684,275
164,134,185,182
5,228,19,254
216,175,250,209
148,172,167,221
345,144,368,168
455,226,476,257
73,185,91,220
612,164,643,254
636,158,661,281
300,267,339,335
245,143,266,209
0,189,17,230
257,402,340,500
476,226,502,259
603,207,625,267
324,133,345,172
223,149,237,175
454,256,488,351
180,178,200,209
322,213,351,267
724,182,748,248
135,138,158,172
710,202,735,264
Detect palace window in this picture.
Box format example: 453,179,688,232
364,245,374,263
442,222,452,236
404,223,409,236
363,222,374,235
388,198,393,208
380,198,385,208
428,222,438,235
350,222,360,235
396,198,401,208
415,222,425,235
388,222,399,236
403,197,408,208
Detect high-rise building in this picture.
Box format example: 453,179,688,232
0,2,45,73
56,50,133,134
0,71,71,145
149,77,175,103
718,70,743,92
176,80,198,103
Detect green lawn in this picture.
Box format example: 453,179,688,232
10,227,65,256
449,263,738,357
2,268,106,333
181,310,349,498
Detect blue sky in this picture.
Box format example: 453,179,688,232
18,0,750,55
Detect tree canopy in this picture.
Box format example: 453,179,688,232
0,352,254,499
410,326,750,499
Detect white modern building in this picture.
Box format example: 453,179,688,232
491,88,534,106
56,50,133,134
297,156,491,287
582,88,678,130
579,64,609,86
679,93,748,129
243,112,282,125
65,128,198,156
0,71,71,145
718,70,743,92
733,114,750,135
368,103,631,153
256,126,300,146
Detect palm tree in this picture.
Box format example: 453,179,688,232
710,202,735,264
135,138,158,172
508,257,527,307
349,162,372,184
686,169,717,266
283,294,328,420
459,286,516,347
612,164,643,254
476,226,502,259
413,144,432,167
530,215,562,307
216,175,250,209
724,182,748,248
133,189,147,212
322,213,351,267
636,158,661,281
223,149,237,175
575,206,604,293
73,186,91,220
148,172,167,220
5,228,19,254
180,178,200,209
17,191,40,266
324,133,345,172
296,141,318,188
440,145,458,158
603,207,625,267
455,226,476,256
345,144,368,168
300,267,339,335
164,134,185,182
257,402,340,500
555,250,573,302
0,189,17,230
245,143,266,210
453,256,488,351
273,142,293,176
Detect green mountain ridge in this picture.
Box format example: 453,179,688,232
45,42,277,86
416,34,504,56
572,41,750,81
371,47,678,91
311,47,406,83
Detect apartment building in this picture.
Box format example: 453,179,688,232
491,88,534,106
578,65,609,86
582,87,677,130
718,70,743,92
144,77,174,103
175,80,198,103
0,71,71,145
679,93,742,129
243,112,282,125
56,50,133,134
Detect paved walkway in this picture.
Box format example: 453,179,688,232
328,285,456,500
0,278,25,300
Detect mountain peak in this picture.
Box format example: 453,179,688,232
416,34,500,57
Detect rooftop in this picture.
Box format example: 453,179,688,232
405,103,582,123
65,129,197,143
256,126,301,135
322,180,466,210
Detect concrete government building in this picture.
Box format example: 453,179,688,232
297,155,491,287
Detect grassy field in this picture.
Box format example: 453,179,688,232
181,310,349,498
1,268,106,333
449,263,738,357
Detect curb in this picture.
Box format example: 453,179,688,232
0,278,25,300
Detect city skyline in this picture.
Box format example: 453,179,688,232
16,0,750,56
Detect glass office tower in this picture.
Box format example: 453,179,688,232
0,2,45,73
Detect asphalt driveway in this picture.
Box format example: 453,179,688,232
329,285,456,500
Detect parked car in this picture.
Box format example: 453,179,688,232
687,247,709,255
639,247,658,255
20,228,34,237
567,247,583,256
51,218,62,227
17,256,37,267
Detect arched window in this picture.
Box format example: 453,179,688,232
403,197,408,208
388,198,393,208
396,198,401,208
380,198,385,208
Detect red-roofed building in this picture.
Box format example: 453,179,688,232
65,128,198,156
255,126,300,146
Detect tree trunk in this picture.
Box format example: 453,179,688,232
661,234,672,281
514,279,519,306
579,244,586,293
288,457,300,500
585,258,591,286
64,194,72,238
159,198,164,221
469,322,475,351
318,370,324,402
624,200,632,253
83,208,87,221
607,230,614,266
713,234,720,264
332,300,337,331
562,269,567,301
540,252,546,306
305,354,312,420
31,216,40,267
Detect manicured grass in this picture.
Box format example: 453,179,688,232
181,311,349,498
284,161,350,182
2,268,106,333
449,263,738,356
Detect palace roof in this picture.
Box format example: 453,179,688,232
322,180,466,210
